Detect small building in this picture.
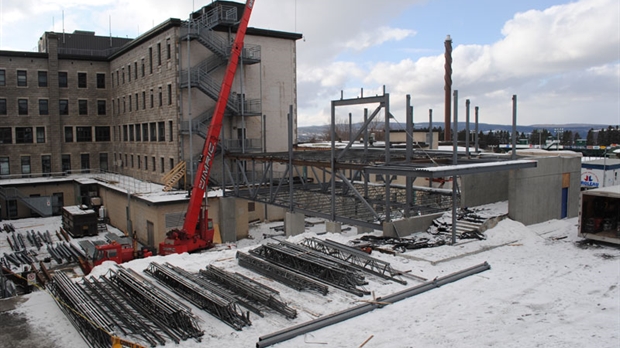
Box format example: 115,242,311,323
581,159,620,189
62,205,98,237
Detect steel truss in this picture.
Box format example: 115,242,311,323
200,264,297,319
144,262,250,331
249,242,370,297
299,238,407,284
236,251,329,295
108,267,204,342
48,272,117,348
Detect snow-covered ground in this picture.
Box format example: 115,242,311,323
2,202,619,348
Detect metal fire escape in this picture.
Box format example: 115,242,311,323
179,3,262,151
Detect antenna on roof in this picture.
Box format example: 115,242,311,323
62,10,65,43
109,15,112,47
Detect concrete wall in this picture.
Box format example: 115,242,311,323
509,155,581,225
460,171,509,208
383,212,444,237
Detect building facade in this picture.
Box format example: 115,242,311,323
1,1,301,186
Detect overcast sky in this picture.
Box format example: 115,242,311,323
1,0,618,128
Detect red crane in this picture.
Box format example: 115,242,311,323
159,0,256,255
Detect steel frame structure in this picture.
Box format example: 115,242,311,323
222,90,537,230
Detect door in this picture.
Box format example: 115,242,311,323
147,220,154,248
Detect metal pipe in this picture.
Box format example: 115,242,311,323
452,90,458,245
465,99,470,158
428,109,433,150
475,106,479,153
256,262,491,348
444,35,453,141
288,105,294,213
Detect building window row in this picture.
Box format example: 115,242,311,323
118,121,171,142
111,40,172,88
0,153,108,177
64,126,111,143
0,69,105,89
112,84,172,116
114,152,174,173
0,98,106,116
0,126,46,144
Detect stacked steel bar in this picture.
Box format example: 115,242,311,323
200,264,297,319
48,272,115,348
249,242,370,297
144,262,249,331
81,276,166,347
236,251,328,295
108,267,203,341
300,238,407,284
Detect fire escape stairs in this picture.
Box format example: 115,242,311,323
162,161,187,191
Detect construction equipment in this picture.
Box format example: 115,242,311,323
159,0,255,256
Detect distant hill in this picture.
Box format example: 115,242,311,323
297,122,610,142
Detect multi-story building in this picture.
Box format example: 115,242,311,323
1,0,300,185
0,1,301,233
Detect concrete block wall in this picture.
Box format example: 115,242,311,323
509,155,581,225
460,171,509,208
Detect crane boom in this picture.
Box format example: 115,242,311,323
159,0,255,255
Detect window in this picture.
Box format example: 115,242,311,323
80,153,90,173
123,97,126,113
150,123,156,142
0,127,12,144
95,126,111,141
134,62,138,79
116,70,119,86
79,100,88,115
167,84,172,105
135,93,139,110
21,156,31,177
112,100,115,116
36,127,45,143
160,157,164,173
99,153,108,171
248,201,256,212
128,65,131,82
18,99,28,115
58,72,68,87
158,87,163,107
16,127,33,143
0,157,9,176
97,73,105,88
117,98,120,114
122,68,125,84
131,155,134,168
62,154,71,173
157,43,162,66
141,59,145,77
149,47,153,73
39,99,49,115
169,158,174,171
17,70,27,86
123,125,128,141
142,91,146,109
59,99,68,115
38,71,48,87
158,121,165,141
129,95,132,112
152,156,156,172
42,155,51,176
168,121,173,142
136,124,141,141
138,155,141,169
7,200,17,218
142,123,148,141
144,155,148,170
78,72,87,88
0,99,6,115
64,127,73,142
0,69,5,86
129,124,134,141
166,38,171,59
111,73,114,88
97,100,106,115
150,89,154,108
76,127,92,142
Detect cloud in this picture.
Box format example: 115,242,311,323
343,27,416,51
